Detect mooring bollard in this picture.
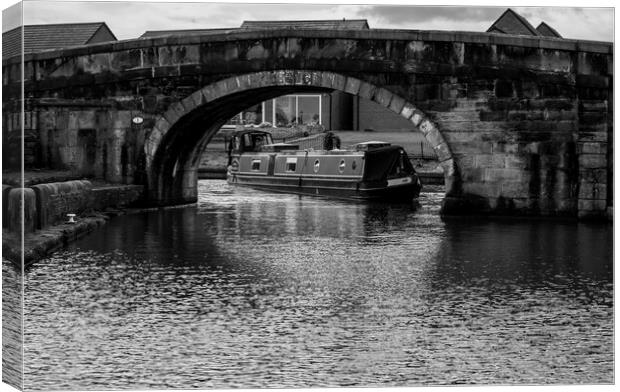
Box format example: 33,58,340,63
66,213,77,224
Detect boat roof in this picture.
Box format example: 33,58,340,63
356,141,389,145
231,129,272,137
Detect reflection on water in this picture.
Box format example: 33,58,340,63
18,180,613,390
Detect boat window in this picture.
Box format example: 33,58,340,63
338,159,346,173
352,160,357,171
313,159,320,173
251,160,261,171
285,157,297,172
233,136,241,151
242,133,273,152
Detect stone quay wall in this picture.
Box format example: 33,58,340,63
3,180,143,233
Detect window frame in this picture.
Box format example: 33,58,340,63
223,94,323,128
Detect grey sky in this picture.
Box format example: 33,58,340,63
1,1,615,42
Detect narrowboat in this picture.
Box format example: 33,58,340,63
226,129,422,202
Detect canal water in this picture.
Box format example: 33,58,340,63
8,180,614,389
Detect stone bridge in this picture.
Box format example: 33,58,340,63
2,29,613,218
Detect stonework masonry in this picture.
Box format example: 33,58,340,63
2,29,613,218
3,180,143,233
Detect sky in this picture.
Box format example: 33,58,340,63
1,0,616,42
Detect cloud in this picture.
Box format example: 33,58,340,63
356,5,503,26
513,7,613,41
2,2,22,31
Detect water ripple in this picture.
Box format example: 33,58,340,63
16,180,613,389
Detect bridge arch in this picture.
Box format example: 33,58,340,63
144,70,459,205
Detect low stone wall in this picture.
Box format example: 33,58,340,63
6,188,37,233
2,180,144,233
3,214,108,266
32,180,93,229
91,185,144,211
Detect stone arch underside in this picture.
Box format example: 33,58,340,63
145,70,460,206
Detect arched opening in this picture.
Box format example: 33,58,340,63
145,71,459,206
198,91,444,188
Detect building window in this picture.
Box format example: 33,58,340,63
225,103,264,127
274,95,321,127
224,94,322,128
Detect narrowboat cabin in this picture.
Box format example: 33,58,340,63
226,129,421,202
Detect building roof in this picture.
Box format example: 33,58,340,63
536,21,562,38
2,22,117,58
487,8,541,36
240,19,370,30
140,28,237,38
139,19,370,39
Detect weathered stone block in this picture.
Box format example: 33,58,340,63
180,94,199,113
578,182,607,200
310,71,323,87
417,119,436,136
461,167,485,182
500,181,530,198
318,72,336,90
462,182,501,198
388,95,406,114
450,141,493,155
409,110,425,127
443,132,479,143
152,117,170,137
435,121,475,132
581,101,607,111
110,111,132,130
453,153,474,168
578,142,606,154
504,155,529,170
438,158,456,178
484,168,525,183
7,188,37,233
474,154,505,168
2,185,12,228
163,104,184,126
91,185,143,210
579,168,607,183
186,89,204,109
374,88,393,107
433,142,452,162
357,82,376,101
344,77,361,95
578,199,607,212
432,111,480,122
578,129,608,142
578,153,607,169
394,103,413,122
331,73,346,91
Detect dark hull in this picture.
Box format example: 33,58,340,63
227,173,421,203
